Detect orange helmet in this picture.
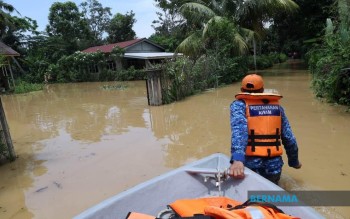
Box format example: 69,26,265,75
241,74,264,91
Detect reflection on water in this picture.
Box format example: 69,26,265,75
0,61,349,218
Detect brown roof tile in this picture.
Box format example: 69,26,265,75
0,41,20,56
82,38,145,53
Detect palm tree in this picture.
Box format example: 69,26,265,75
235,0,298,69
177,0,299,69
177,1,251,58
0,1,19,21
0,0,20,38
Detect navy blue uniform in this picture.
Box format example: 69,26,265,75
230,99,300,183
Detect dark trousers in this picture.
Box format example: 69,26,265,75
251,168,281,185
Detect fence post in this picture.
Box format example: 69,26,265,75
0,97,16,161
145,68,163,106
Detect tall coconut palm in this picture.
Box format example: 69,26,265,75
0,0,20,38
177,1,251,58
235,0,298,69
0,1,17,13
0,1,19,22
178,0,299,69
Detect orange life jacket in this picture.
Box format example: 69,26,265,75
204,204,300,219
171,198,299,219
127,197,300,219
169,197,242,217
235,92,283,157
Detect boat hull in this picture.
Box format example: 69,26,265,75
74,153,324,219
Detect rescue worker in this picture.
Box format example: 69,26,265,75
228,74,302,184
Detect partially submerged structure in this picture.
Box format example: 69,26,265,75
83,38,181,106
0,42,16,162
0,41,19,92
0,97,15,162
82,38,178,69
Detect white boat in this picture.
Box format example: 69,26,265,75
74,153,324,219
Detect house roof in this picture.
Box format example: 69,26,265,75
82,38,165,53
0,41,20,56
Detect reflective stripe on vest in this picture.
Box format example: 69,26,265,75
245,206,265,219
204,205,300,219
235,92,283,157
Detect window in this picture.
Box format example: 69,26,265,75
107,61,116,71
89,64,98,73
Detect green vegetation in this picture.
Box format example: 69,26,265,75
107,11,136,43
247,53,288,70
160,55,246,104
160,53,287,104
306,0,350,106
149,0,290,103
14,80,44,94
1,0,137,89
101,83,128,90
45,49,145,83
1,0,349,105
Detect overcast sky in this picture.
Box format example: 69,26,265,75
9,0,159,38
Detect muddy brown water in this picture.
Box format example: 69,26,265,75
0,60,349,219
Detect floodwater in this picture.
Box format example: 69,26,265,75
0,60,349,219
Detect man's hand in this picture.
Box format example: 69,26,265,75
229,161,245,179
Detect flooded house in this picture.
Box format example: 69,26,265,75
82,38,178,70
0,41,19,92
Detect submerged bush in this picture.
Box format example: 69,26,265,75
306,33,350,105
160,55,248,104
247,53,287,70
14,80,44,94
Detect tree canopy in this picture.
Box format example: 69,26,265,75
46,2,90,40
1,0,349,105
107,11,136,43
80,0,112,44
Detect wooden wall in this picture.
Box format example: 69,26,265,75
146,69,163,106
0,97,16,162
